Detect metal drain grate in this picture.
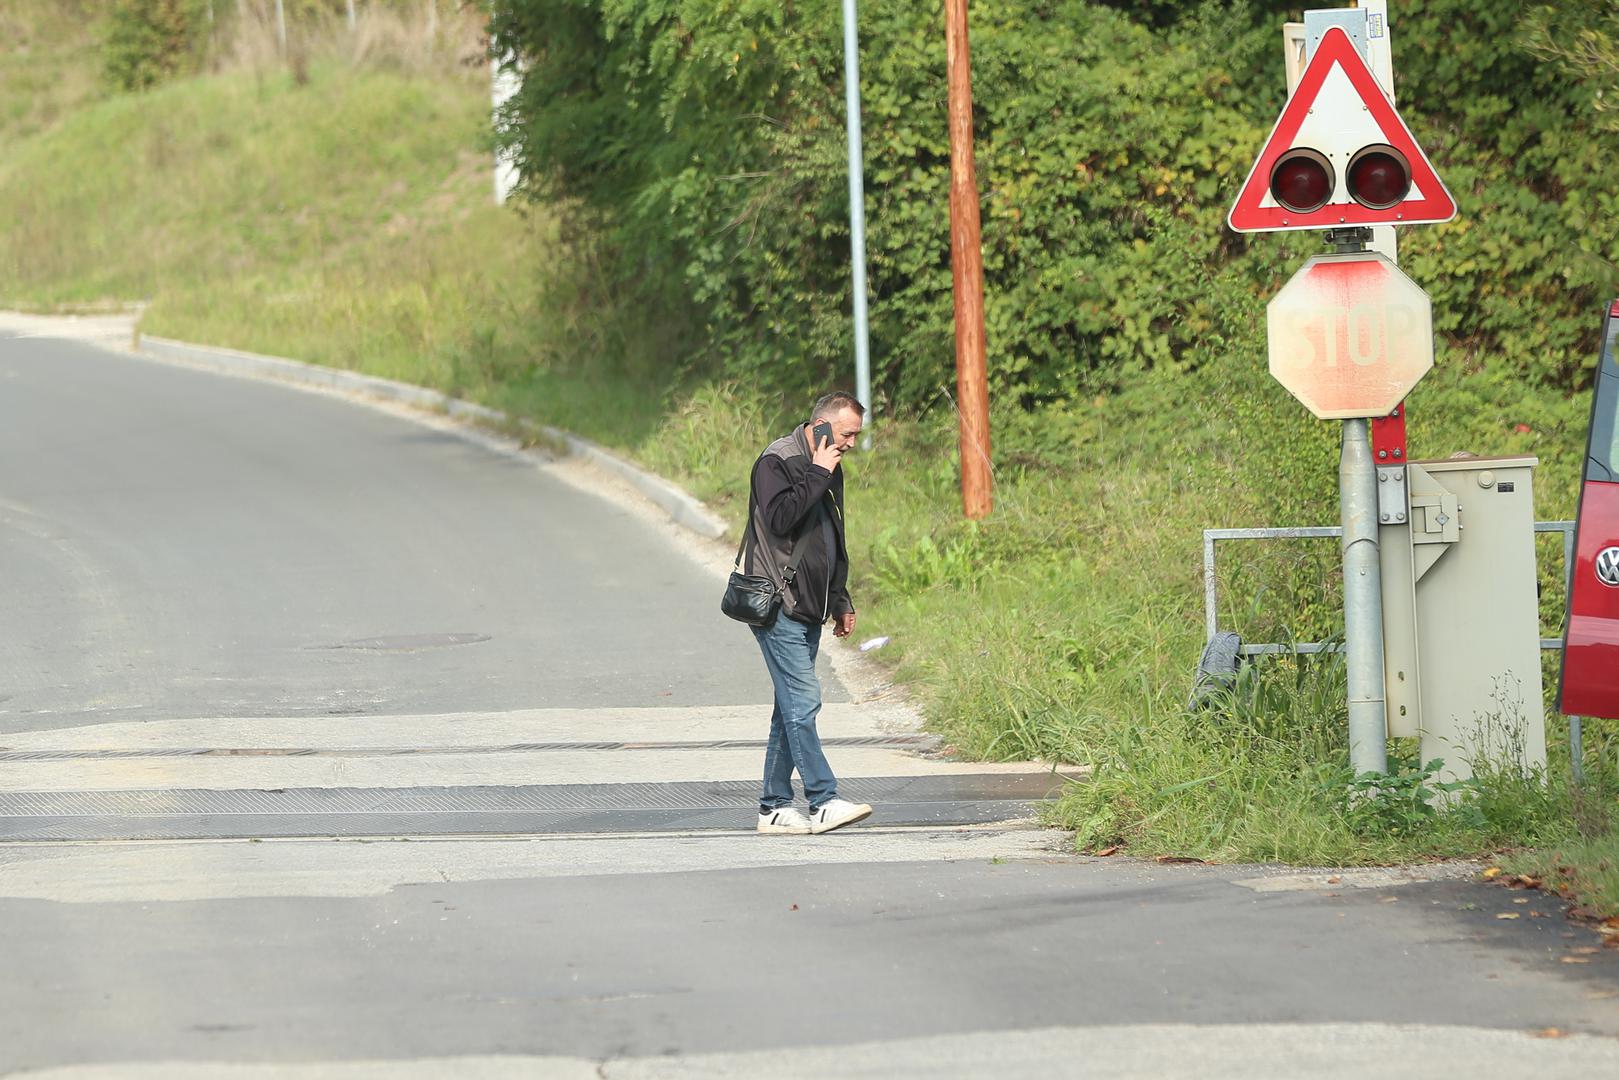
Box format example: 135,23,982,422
0,773,1068,841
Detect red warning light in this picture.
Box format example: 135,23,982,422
1228,29,1456,232
1347,146,1411,210
1270,149,1334,214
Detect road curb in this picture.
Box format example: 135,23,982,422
136,334,729,541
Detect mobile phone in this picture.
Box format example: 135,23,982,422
812,420,834,448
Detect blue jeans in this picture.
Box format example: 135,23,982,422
752,612,839,812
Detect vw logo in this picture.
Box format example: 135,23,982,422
1598,546,1619,588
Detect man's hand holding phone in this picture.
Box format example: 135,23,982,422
811,420,841,472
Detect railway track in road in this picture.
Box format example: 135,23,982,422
0,706,1079,843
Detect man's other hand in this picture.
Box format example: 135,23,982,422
833,612,856,638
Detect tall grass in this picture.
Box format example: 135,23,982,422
636,352,1614,866
214,0,485,82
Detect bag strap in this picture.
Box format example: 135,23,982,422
733,459,759,569
736,455,815,584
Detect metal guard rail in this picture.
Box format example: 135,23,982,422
1203,520,1587,780
1202,521,1576,657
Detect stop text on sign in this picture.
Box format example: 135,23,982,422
1275,301,1424,371
1266,252,1434,420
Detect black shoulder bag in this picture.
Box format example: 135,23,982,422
721,461,811,628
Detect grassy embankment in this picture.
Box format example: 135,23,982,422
0,20,1614,895
0,1,103,145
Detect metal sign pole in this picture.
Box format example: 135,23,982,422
1561,523,1585,785
840,0,873,447
1341,415,1389,775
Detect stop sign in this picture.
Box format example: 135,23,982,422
1267,251,1434,419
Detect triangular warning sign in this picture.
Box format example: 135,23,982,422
1228,27,1455,233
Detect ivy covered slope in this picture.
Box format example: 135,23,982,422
491,0,1616,409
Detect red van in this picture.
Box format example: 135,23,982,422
1559,300,1619,719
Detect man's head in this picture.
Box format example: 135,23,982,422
810,391,866,452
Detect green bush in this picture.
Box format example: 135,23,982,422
491,0,1618,412
491,1,1284,408
103,0,210,91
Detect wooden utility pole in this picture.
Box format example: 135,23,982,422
944,0,992,519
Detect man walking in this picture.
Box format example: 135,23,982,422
744,392,873,835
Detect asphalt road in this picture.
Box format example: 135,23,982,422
2,839,1618,1077
2,328,1616,1078
0,332,795,732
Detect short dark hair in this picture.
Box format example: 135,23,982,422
812,391,866,421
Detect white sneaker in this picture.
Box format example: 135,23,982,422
757,807,812,835
809,798,873,834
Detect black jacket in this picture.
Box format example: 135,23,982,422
744,425,853,625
